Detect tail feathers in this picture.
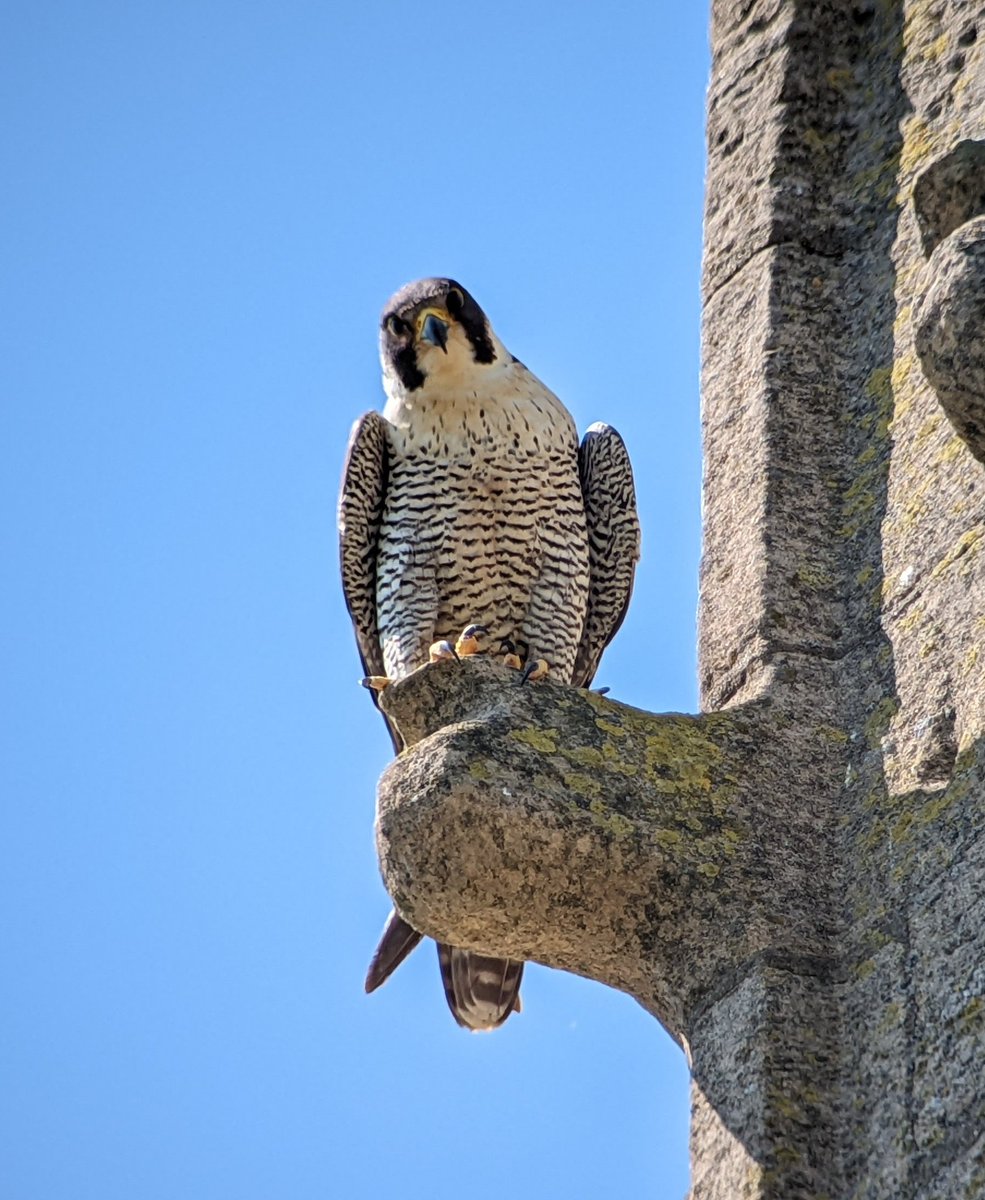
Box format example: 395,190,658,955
364,911,424,993
437,944,524,1032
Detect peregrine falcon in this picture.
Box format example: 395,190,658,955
339,278,640,1030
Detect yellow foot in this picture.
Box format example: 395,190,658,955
428,640,460,663
454,623,489,657
519,659,549,685
361,675,392,691
497,639,523,670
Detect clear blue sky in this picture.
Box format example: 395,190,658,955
2,5,708,1198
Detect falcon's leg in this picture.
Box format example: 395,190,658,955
497,637,548,684
498,639,524,670
361,675,392,691
428,640,460,663
454,623,489,657
429,624,489,663
519,658,550,685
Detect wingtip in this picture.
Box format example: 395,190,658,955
364,911,424,993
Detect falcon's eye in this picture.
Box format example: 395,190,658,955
446,287,465,317
386,314,407,337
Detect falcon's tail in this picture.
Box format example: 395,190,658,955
364,910,424,993
437,944,524,1032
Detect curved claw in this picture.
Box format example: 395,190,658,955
429,640,460,663
455,624,489,657
361,675,392,691
519,659,549,685
497,638,523,671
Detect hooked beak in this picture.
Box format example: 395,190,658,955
420,312,449,353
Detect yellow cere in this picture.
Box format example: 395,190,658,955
415,306,451,333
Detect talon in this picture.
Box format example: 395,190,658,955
428,640,460,663
519,658,549,685
361,675,392,691
455,623,489,657
498,638,523,671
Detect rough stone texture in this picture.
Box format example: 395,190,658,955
912,138,985,255
913,212,985,463
370,1,985,1196
377,658,842,1035
700,3,985,1192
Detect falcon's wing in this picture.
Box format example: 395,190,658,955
338,411,401,751
364,911,424,993
572,422,641,688
366,916,524,1031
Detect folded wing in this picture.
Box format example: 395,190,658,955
338,411,400,751
573,423,641,688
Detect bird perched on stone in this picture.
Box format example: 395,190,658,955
339,277,640,1030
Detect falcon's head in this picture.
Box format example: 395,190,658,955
378,278,510,399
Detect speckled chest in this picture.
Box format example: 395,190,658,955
380,374,582,539
375,369,591,672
